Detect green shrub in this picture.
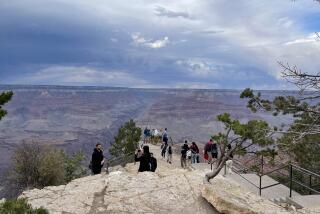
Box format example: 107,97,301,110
11,142,86,190
63,151,86,183
0,198,48,214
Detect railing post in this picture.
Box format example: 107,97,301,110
258,155,263,196
309,174,312,195
261,155,264,175
224,162,227,176
259,175,262,196
289,164,293,198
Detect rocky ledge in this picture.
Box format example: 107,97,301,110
19,165,216,214
19,144,318,214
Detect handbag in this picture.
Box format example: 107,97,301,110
204,153,208,160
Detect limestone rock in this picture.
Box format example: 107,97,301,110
20,144,310,214
201,175,291,214
19,163,217,214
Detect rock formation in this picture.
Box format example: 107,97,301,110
19,144,318,214
19,166,217,213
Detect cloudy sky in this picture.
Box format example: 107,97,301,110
0,0,319,89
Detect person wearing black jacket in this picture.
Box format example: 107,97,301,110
91,143,104,174
181,140,189,168
135,145,152,172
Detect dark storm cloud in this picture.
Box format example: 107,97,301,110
0,0,319,89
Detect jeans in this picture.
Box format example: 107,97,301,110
191,153,200,163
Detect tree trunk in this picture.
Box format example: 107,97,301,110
204,155,229,183
204,145,238,183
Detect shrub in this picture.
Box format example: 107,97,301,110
11,142,86,190
0,198,48,214
63,151,86,183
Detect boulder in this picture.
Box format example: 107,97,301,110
201,175,291,214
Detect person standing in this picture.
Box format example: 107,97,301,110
162,128,168,145
91,143,104,175
135,145,157,172
161,141,167,158
211,140,218,163
143,127,148,144
203,139,212,164
190,142,200,163
166,145,173,164
181,140,189,168
204,139,218,164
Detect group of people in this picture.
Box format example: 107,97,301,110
180,138,233,171
203,139,234,173
90,142,158,175
143,127,163,144
90,127,233,175
180,140,200,168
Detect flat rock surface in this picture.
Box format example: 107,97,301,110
20,168,218,214
19,144,319,214
19,144,218,214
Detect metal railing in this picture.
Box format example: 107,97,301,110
218,155,320,197
289,164,320,197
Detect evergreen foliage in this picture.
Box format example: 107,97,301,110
0,198,48,214
205,113,275,181
0,91,13,120
109,119,141,165
241,88,320,173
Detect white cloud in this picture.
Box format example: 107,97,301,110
22,66,148,87
176,59,217,77
285,33,320,45
277,17,294,28
132,33,169,49
154,6,193,19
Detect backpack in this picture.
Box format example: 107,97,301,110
149,156,157,172
211,144,218,154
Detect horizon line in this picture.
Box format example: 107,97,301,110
0,83,300,92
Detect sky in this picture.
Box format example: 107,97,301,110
0,0,319,89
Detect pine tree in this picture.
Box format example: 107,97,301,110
109,119,141,165
0,91,13,120
205,113,275,181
